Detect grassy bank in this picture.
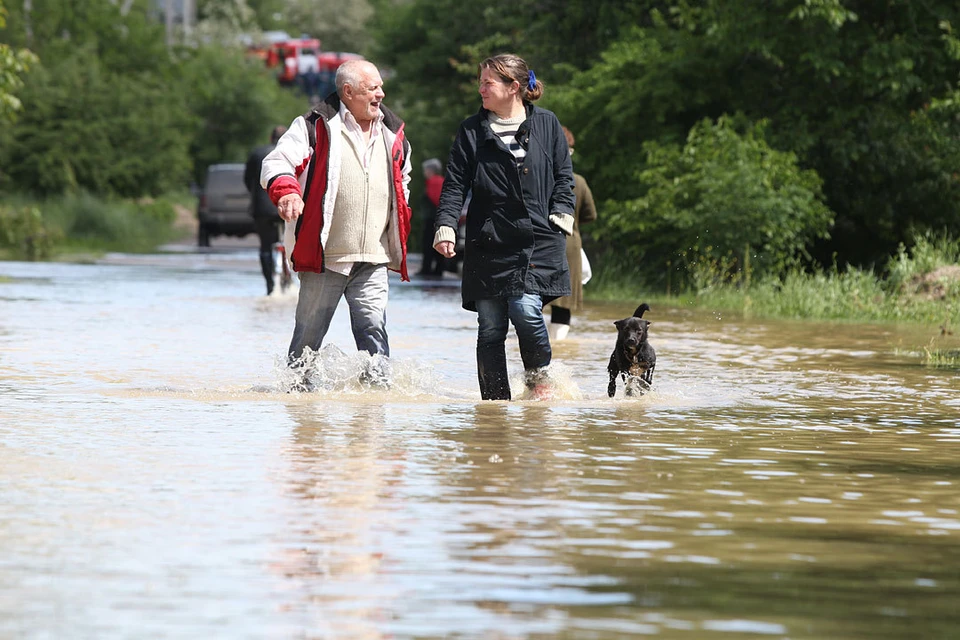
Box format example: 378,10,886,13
586,233,960,329
0,191,196,261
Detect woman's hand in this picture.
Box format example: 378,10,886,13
434,240,456,259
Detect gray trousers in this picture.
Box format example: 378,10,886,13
288,263,390,362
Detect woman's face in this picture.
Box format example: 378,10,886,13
478,67,518,115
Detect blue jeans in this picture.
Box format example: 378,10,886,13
475,293,551,400
288,263,389,362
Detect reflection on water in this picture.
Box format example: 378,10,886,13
1,252,959,638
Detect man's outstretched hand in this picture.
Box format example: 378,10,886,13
278,194,304,222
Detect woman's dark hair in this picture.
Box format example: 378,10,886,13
478,54,543,102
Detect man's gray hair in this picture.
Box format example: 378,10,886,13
422,158,443,174
335,59,373,95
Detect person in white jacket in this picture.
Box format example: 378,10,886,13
260,60,413,386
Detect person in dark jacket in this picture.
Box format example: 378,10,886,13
433,53,576,401
244,124,287,295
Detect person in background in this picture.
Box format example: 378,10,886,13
260,59,413,385
244,124,288,295
417,158,445,277
282,51,297,85
546,125,597,341
433,53,575,401
297,47,321,98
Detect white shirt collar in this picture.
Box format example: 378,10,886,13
339,100,384,133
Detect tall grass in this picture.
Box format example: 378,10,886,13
586,232,960,327
0,192,187,259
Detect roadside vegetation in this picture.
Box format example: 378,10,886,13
2,0,960,337
587,231,960,324
0,192,196,260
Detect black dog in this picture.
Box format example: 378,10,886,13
607,303,656,397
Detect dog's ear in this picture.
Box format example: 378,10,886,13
614,319,625,331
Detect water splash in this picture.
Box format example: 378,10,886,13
275,343,443,397
269,272,300,299
512,361,584,401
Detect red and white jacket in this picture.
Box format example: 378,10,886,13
260,95,412,280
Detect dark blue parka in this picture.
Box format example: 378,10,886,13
436,103,576,311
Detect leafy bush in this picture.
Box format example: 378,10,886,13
593,116,834,289
0,204,61,260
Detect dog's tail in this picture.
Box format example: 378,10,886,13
633,303,651,318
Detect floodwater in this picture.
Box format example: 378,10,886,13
2,242,960,640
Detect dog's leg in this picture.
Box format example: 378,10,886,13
607,354,619,397
642,363,655,386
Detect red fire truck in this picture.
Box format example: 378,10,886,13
252,36,363,94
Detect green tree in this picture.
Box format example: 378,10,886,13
285,0,373,53
369,0,658,166
3,46,194,196
0,0,171,74
0,0,37,123
695,0,960,265
0,0,308,196
177,44,306,184
195,0,259,45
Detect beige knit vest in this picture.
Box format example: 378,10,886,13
324,130,392,264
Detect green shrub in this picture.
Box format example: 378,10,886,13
594,116,834,290
0,204,62,260
886,231,960,294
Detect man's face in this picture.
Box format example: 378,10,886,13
342,64,385,124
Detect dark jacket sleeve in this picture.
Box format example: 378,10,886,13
547,116,576,216
244,148,261,194
436,122,474,231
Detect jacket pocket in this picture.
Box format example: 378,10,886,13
476,218,498,250
475,216,523,252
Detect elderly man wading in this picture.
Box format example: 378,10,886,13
261,59,413,387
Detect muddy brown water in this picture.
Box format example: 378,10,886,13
1,244,959,639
